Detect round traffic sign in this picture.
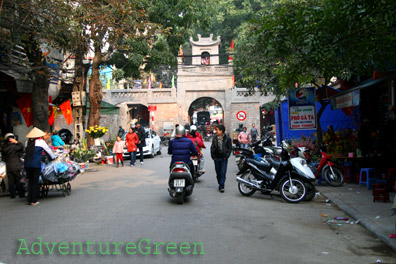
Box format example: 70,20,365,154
236,111,247,121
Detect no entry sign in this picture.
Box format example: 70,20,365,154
236,111,247,121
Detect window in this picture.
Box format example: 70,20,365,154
201,52,210,65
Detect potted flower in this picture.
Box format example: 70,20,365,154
85,125,109,145
73,139,96,172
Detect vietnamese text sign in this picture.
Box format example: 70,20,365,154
288,87,317,130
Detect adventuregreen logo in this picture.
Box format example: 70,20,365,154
17,237,205,256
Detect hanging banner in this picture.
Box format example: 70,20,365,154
288,87,317,130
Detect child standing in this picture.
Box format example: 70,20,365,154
112,136,124,167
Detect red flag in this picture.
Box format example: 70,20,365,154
60,100,73,125
16,94,33,127
228,39,234,63
48,96,54,126
232,74,235,87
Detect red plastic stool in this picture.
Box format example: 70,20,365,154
372,183,390,203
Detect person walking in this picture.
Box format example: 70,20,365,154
117,126,125,137
136,122,146,164
250,123,258,142
238,127,250,149
1,133,25,199
112,136,124,167
210,125,232,193
125,128,139,166
24,127,56,206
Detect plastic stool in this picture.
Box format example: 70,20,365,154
359,168,376,189
372,183,390,202
343,162,354,183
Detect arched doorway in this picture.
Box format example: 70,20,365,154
128,104,149,127
188,97,224,126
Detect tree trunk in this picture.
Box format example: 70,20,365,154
86,47,103,146
25,37,50,132
316,100,329,151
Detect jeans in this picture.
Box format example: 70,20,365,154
130,151,137,165
26,167,40,203
138,146,144,162
214,158,228,189
240,143,249,149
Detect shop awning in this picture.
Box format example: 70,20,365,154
330,72,396,109
86,100,119,115
0,67,32,93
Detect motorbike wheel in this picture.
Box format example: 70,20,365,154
303,182,316,201
237,171,257,196
279,178,306,203
322,165,344,187
176,193,184,204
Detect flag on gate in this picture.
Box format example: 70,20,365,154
232,74,235,87
228,39,234,64
48,96,55,126
60,99,73,125
16,94,33,127
159,82,162,89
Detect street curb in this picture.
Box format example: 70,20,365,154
325,195,396,252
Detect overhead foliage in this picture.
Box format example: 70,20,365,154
234,0,396,98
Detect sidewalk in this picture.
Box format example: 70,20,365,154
317,183,396,252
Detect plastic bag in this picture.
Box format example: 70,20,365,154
42,162,58,182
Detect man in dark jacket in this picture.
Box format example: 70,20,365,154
210,125,232,193
135,123,147,164
1,133,24,198
168,126,198,172
117,126,125,137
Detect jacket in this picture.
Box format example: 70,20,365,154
51,135,65,147
186,134,205,155
112,141,124,154
238,132,250,144
136,127,147,147
1,142,24,172
168,137,198,165
125,132,139,152
25,138,56,169
211,134,232,160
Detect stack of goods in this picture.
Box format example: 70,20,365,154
40,153,81,184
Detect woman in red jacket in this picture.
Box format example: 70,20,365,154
125,128,139,166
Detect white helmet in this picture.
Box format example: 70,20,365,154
190,125,197,131
4,133,15,139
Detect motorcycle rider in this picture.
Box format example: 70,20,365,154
186,125,206,173
168,125,198,174
1,133,25,199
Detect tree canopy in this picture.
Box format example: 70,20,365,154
234,0,396,98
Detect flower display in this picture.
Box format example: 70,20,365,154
85,125,108,138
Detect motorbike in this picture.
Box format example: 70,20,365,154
294,146,344,187
168,161,195,204
0,161,7,192
190,156,204,182
89,145,105,164
236,148,316,203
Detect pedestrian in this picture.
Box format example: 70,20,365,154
112,136,124,167
125,127,139,166
118,126,125,137
24,127,56,206
238,127,250,149
391,182,396,216
210,125,232,193
51,130,65,147
1,133,25,199
250,123,258,142
135,122,146,165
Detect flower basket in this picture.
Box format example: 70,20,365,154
85,125,108,139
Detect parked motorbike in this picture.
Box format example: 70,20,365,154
294,146,343,187
0,161,7,192
89,146,104,164
168,161,195,204
236,148,316,203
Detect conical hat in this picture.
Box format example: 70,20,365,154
26,127,46,138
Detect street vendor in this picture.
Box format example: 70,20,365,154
25,127,56,206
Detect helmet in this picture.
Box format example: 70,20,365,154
4,133,15,139
175,125,185,136
190,125,197,131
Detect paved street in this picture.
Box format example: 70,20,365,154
1,143,396,264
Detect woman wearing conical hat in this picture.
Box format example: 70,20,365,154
24,127,56,206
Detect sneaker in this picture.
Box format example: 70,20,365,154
140,162,144,165
130,164,135,167
219,188,224,193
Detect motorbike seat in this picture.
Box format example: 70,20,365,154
246,158,272,172
266,157,281,169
